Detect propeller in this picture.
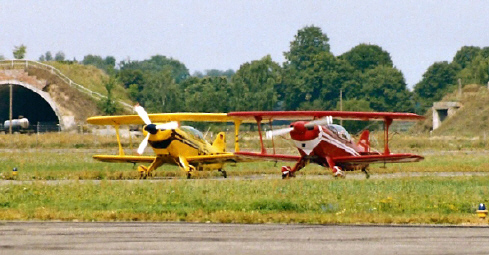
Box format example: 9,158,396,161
304,116,333,128
137,134,150,155
266,127,294,139
266,116,333,139
134,104,151,125
134,104,179,155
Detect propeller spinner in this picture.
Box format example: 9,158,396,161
134,104,179,155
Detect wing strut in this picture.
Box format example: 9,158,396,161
269,119,276,155
115,125,124,156
234,120,242,152
383,117,392,155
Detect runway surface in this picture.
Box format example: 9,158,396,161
1,222,489,255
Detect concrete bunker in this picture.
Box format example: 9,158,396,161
432,102,462,130
0,81,63,131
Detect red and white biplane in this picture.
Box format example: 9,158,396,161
229,111,424,178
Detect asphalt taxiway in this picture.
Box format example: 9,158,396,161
1,222,489,255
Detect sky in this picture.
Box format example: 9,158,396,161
1,1,489,89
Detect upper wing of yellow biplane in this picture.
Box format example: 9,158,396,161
87,113,234,126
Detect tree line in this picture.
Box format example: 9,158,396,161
6,26,489,120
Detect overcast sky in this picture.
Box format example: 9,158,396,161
2,1,489,89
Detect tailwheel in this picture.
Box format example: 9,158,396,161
187,172,192,179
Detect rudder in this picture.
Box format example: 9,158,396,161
212,132,226,152
357,130,370,152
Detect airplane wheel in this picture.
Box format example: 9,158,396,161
139,171,147,179
282,171,291,179
221,170,227,178
282,172,288,179
187,172,192,179
281,166,292,179
333,166,345,179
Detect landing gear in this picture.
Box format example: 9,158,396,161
333,166,345,178
138,166,148,179
187,172,192,179
137,157,164,179
218,169,227,178
362,167,370,179
281,166,295,179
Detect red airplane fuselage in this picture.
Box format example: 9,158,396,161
288,121,371,171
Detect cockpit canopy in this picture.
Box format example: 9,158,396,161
326,124,352,141
180,126,205,140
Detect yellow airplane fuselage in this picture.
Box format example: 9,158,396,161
144,126,227,172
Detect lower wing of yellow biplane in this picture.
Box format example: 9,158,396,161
93,153,249,165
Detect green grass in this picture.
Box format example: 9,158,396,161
47,61,132,105
1,133,489,224
1,132,489,180
0,177,487,224
3,149,489,181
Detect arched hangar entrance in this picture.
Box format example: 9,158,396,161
0,81,62,132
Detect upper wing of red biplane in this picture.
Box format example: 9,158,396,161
227,111,424,121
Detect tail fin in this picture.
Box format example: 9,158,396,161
212,132,226,152
357,130,370,152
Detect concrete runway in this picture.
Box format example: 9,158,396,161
1,222,489,255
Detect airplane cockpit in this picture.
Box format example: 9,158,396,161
180,126,205,141
326,124,352,141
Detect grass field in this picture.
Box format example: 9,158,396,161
0,177,488,224
1,132,489,224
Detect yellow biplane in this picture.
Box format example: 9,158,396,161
87,105,247,179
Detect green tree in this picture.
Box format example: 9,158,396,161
99,77,119,115
458,55,489,85
453,46,481,69
0,54,5,60
282,26,336,110
230,55,280,111
361,66,414,112
120,55,189,84
184,77,230,112
54,51,65,61
82,55,116,73
414,61,458,112
284,26,330,68
194,69,235,79
141,68,183,113
282,51,355,110
339,44,393,72
337,98,375,134
13,44,27,59
45,51,53,61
